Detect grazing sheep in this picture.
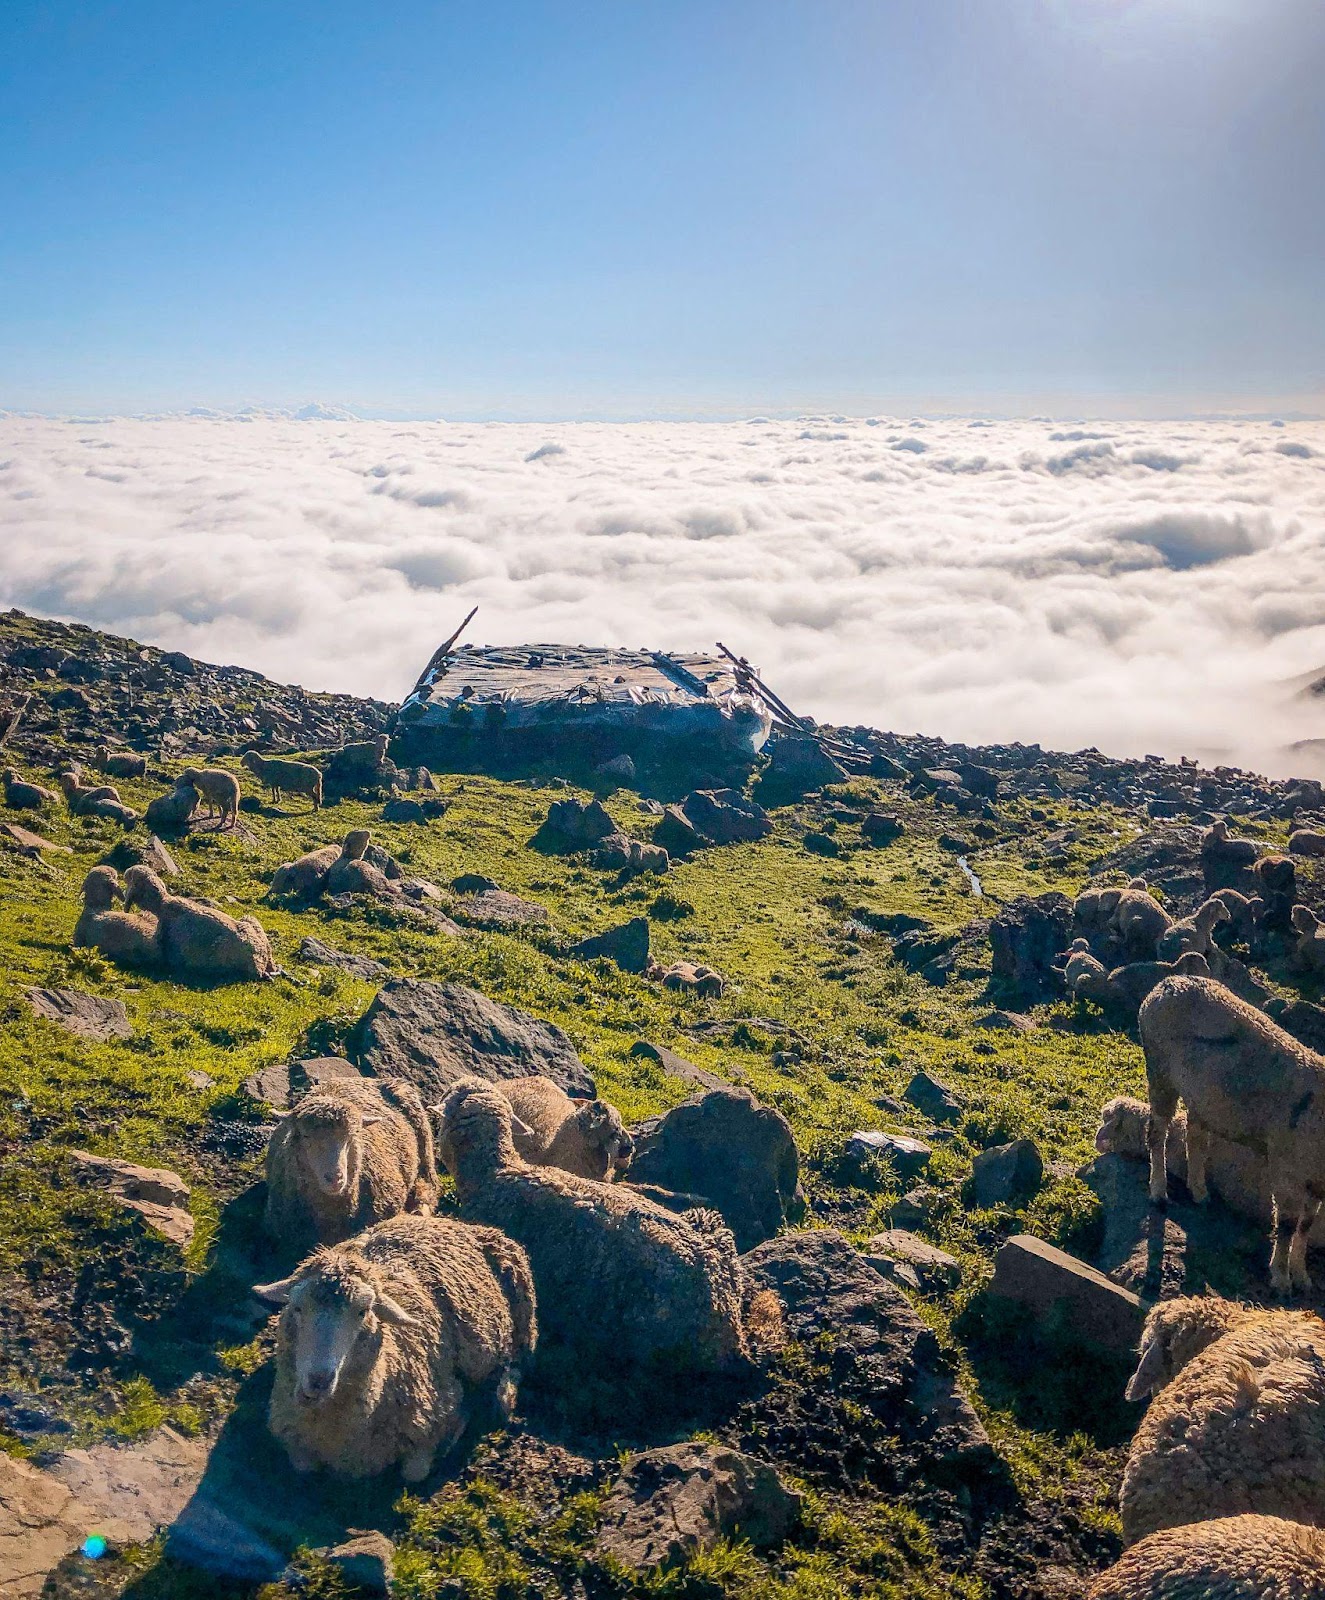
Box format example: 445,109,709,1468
1087,1516,1325,1599
123,864,274,982
1120,1295,1325,1543
1110,878,1174,960
1289,829,1325,858
73,866,161,969
254,1213,536,1480
95,745,147,780
58,768,137,825
242,750,323,810
1072,950,1208,1017
2,768,58,810
324,829,395,897
498,1076,634,1181
178,766,240,829
264,1076,439,1252
144,779,200,834
435,1079,746,1369
271,843,341,898
1156,897,1230,961
1139,974,1325,1292
657,960,727,998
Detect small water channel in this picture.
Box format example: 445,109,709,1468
957,856,983,897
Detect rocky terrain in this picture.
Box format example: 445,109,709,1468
1,605,1324,1600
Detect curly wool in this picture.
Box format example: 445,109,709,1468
499,1075,633,1181
1089,1515,1325,1598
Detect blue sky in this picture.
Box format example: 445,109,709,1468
2,0,1322,417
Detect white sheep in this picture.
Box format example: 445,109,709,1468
1289,829,1325,858
123,864,274,982
1205,887,1263,945
3,768,58,809
1087,1515,1325,1599
58,767,137,825
72,865,161,969
95,745,147,779
1120,1295,1325,1543
178,766,240,829
1139,974,1325,1292
1155,897,1230,961
254,1213,536,1480
498,1076,634,1181
270,842,341,898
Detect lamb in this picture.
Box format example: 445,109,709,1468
58,768,137,825
498,1076,634,1181
1289,906,1325,977
1109,878,1174,960
1087,1516,1325,1599
434,1079,746,1370
324,829,395,897
178,766,240,829
1155,896,1230,961
95,745,147,779
1060,936,1106,990
1289,828,1325,858
270,843,341,898
1139,974,1325,1291
1120,1295,1325,1542
72,866,161,969
254,1213,536,1480
242,750,323,810
144,779,200,834
2,768,58,810
264,1076,439,1253
658,960,726,998
123,864,274,982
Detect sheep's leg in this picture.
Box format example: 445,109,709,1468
1270,1200,1297,1295
1184,1121,1211,1204
1147,1112,1172,1206
1290,1192,1323,1291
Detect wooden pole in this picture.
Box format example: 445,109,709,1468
412,607,479,694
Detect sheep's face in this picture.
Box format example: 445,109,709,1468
292,1106,366,1198
1095,1097,1146,1157
1126,1296,1237,1401
123,867,167,914
241,751,261,775
258,1267,416,1405
81,868,121,911
576,1100,634,1178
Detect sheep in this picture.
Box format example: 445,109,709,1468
656,960,726,998
1139,974,1325,1292
264,1076,439,1253
434,1079,746,1370
1060,936,1106,990
1155,896,1230,961
254,1213,536,1480
144,779,200,834
72,866,161,969
58,768,137,825
1254,853,1297,934
1110,878,1174,960
123,864,274,982
1072,950,1209,1018
242,750,323,810
1094,1095,1325,1245
1072,885,1123,937
270,842,341,898
178,766,240,829
2,768,58,810
1290,906,1325,978
324,829,395,897
1120,1295,1325,1543
1289,829,1325,858
1087,1516,1325,1599
1202,817,1262,895
1206,887,1263,946
497,1076,634,1181
95,745,147,779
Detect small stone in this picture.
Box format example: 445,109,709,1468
595,753,636,782
24,987,131,1043
317,1530,394,1594
628,1040,729,1092
382,797,426,823
861,1230,960,1288
296,936,390,981
66,1151,193,1248
891,1186,939,1229
846,1130,933,1183
967,1139,1044,1207
567,916,651,973
902,1071,962,1124
975,1009,1036,1033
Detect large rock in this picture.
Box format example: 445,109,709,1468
67,1150,194,1248
682,788,772,845
50,1425,210,1547
24,986,131,1043
627,1088,803,1251
542,796,618,848
349,978,596,1098
242,1055,365,1112
902,1071,962,1124
861,1230,960,1291
758,736,844,802
452,887,549,929
987,1234,1143,1355
988,892,1072,1002
295,936,390,981
567,916,651,973
597,1442,800,1570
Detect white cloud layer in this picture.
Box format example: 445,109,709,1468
2,415,1325,775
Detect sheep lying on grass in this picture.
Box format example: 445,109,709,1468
73,865,160,969
656,960,727,998
1121,1295,1325,1542
1289,906,1325,977
59,768,136,825
265,1076,439,1252
178,766,240,829
1094,1095,1325,1245
123,864,274,982
2,768,58,810
242,750,322,810
95,744,147,779
271,843,341,898
498,1076,634,1181
1139,975,1325,1292
324,829,395,897
255,1213,536,1480
1156,897,1230,961
1088,1515,1325,1599
435,1079,746,1369
144,778,200,834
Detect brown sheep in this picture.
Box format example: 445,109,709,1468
1289,906,1325,977
242,751,323,810
498,1076,634,1181
95,745,147,779
72,866,161,969
1087,1516,1325,1599
658,960,726,998
178,766,240,829
123,864,274,982
324,829,395,897
1289,829,1325,858
58,768,137,825
270,843,341,898
3,768,59,809
1110,878,1174,960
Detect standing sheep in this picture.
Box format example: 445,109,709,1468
1155,897,1230,961
1139,975,1325,1292
123,864,274,982
264,1076,439,1253
1205,887,1263,947
242,750,323,810
498,1076,634,1181
178,766,240,829
254,1214,536,1480
434,1080,747,1370
1120,1295,1325,1542
1087,1515,1325,1599
72,866,161,969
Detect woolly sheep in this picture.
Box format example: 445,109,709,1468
1289,829,1325,858
178,766,240,829
144,779,199,834
498,1076,634,1181
1120,1295,1325,1542
242,750,323,810
72,866,161,969
264,1076,439,1253
1155,897,1230,961
1289,906,1325,977
1087,1515,1325,1599
1072,950,1209,1017
270,842,341,898
434,1079,747,1369
1139,974,1325,1292
1110,878,1174,960
1073,885,1123,935
254,1213,536,1480
1253,854,1297,933
1206,887,1264,946
324,829,395,897
58,768,137,825
2,768,58,809
658,960,726,998
123,864,274,982
95,745,147,779
1094,1096,1325,1245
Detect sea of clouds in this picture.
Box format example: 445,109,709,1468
2,413,1324,774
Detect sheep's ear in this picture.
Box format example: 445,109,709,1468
509,1114,535,1142
252,1276,296,1306
1125,1336,1168,1401
361,1114,386,1126
374,1294,418,1327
